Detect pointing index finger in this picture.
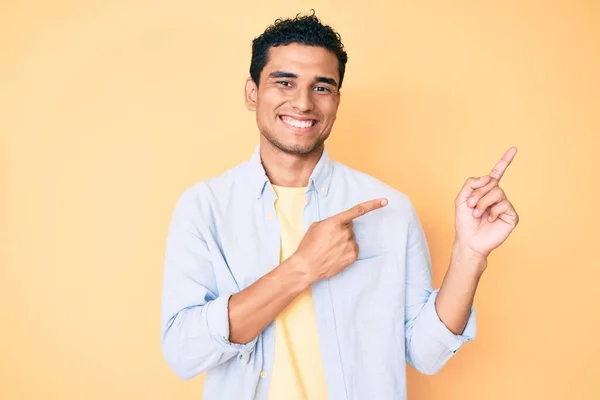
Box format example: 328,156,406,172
334,198,388,224
489,147,517,181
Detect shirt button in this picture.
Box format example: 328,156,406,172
319,187,326,194
238,352,249,364
260,371,268,378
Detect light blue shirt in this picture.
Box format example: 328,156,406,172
160,146,476,400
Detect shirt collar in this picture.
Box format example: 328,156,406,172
247,144,334,199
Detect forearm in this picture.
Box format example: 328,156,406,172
228,255,312,344
435,242,486,335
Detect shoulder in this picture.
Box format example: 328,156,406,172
170,160,250,215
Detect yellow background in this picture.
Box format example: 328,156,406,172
2,1,599,399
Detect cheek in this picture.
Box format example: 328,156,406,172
318,99,339,121
257,92,285,117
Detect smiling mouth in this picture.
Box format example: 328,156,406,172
279,115,318,129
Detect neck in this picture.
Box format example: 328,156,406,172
259,140,324,188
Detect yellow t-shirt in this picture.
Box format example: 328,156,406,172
268,185,328,400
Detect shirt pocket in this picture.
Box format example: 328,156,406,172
353,220,390,260
338,252,403,330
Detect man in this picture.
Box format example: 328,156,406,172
160,12,519,400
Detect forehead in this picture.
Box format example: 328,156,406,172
262,43,339,81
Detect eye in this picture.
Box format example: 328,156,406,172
276,81,293,88
314,86,332,93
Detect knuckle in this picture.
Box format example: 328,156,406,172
344,253,354,266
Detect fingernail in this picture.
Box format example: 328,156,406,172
488,215,494,222
381,199,388,206
473,209,480,217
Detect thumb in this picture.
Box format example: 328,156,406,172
456,175,491,205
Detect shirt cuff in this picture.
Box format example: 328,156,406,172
423,289,477,353
205,292,259,364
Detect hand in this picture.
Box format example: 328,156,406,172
454,147,520,260
291,198,388,284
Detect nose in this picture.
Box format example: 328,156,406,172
290,87,314,113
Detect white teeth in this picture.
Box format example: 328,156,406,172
282,116,314,128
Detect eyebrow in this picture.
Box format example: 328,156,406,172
315,76,338,88
268,70,338,88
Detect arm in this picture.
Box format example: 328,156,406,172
228,258,310,344
160,188,280,379
435,243,486,334
404,205,477,376
405,147,520,375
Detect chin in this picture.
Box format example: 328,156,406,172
269,136,324,155
279,143,319,155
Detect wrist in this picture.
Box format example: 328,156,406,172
450,241,488,277
282,254,315,288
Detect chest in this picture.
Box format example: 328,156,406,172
207,190,406,295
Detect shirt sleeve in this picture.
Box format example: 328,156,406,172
160,187,258,380
403,202,476,375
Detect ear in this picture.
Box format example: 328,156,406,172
245,77,258,111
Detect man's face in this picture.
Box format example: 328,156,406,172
245,43,341,155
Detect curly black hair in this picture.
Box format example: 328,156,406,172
250,11,348,89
